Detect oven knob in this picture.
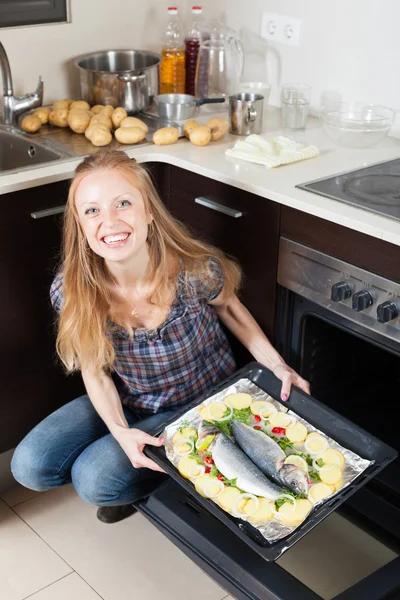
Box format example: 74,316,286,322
377,301,399,323
352,290,373,312
331,281,352,302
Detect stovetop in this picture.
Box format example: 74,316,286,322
297,158,400,221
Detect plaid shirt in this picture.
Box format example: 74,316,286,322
50,258,236,414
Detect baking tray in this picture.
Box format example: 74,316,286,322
145,362,398,561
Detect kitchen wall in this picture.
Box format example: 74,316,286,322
0,0,189,103
200,0,400,131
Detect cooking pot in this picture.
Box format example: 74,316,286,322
74,50,161,114
155,94,225,120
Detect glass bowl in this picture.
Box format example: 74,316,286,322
320,102,395,148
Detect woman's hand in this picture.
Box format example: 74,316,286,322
272,363,310,401
114,426,166,472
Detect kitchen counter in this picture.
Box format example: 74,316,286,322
3,107,400,247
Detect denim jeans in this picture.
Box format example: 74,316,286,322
11,394,176,506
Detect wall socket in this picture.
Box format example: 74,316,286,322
261,12,302,47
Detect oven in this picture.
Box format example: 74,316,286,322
134,236,400,600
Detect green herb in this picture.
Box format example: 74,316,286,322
214,420,232,437
316,458,325,468
275,496,295,509
309,470,321,483
210,464,220,477
189,453,204,465
232,407,252,425
178,420,190,432
223,477,238,487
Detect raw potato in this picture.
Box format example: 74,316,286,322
90,127,112,147
112,107,128,129
250,400,276,417
99,105,114,118
153,127,179,146
217,486,241,511
21,114,41,133
90,114,113,130
33,107,50,125
207,117,229,141
174,441,192,454
320,448,345,469
178,456,202,479
209,402,229,419
67,109,92,134
69,100,90,111
305,433,328,454
91,105,104,114
308,483,333,504
319,466,342,485
172,428,197,444
270,411,295,428
278,498,312,524
236,497,259,516
194,474,221,498
248,498,273,522
115,126,147,145
286,422,308,443
120,116,148,133
49,108,69,128
189,125,211,146
224,393,252,410
183,119,199,139
52,99,72,110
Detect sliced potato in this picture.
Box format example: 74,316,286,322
21,114,41,133
304,433,328,454
177,456,201,479
248,497,273,522
286,422,308,443
115,126,147,145
153,127,179,146
189,125,211,146
172,428,197,444
174,441,192,455
320,448,345,469
250,400,276,417
183,119,199,139
319,466,342,485
308,482,333,503
33,107,50,125
333,477,344,492
194,474,221,498
120,116,149,133
270,411,295,428
224,393,252,410
207,117,229,141
278,498,312,523
200,406,213,421
217,486,241,511
209,402,229,419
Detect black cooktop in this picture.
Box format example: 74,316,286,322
297,157,400,221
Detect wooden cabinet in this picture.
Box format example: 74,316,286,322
169,166,281,366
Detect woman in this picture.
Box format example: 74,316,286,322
11,150,309,523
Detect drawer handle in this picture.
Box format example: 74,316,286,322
194,197,243,218
31,205,66,219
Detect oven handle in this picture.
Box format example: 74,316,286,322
332,555,400,600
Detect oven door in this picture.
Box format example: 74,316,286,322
136,480,400,600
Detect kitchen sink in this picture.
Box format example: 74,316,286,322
0,127,65,173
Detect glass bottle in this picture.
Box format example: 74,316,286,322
184,6,203,96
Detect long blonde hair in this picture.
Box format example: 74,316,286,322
56,149,241,373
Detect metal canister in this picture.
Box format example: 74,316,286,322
229,93,264,135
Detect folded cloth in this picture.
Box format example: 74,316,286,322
225,134,319,168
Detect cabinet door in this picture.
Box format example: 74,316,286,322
169,166,280,364
0,181,83,452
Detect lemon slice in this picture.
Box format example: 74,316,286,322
321,448,345,469
172,427,197,444
270,412,296,428
195,434,215,451
284,454,308,472
225,393,252,409
251,401,277,417
309,482,333,503
304,434,328,455
319,466,342,485
286,422,308,443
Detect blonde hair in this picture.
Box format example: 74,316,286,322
56,149,241,373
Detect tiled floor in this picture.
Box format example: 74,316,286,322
0,482,397,600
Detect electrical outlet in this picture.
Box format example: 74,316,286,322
261,12,302,47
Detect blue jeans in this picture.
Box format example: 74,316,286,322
11,394,176,506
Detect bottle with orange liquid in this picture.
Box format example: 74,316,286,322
160,6,185,95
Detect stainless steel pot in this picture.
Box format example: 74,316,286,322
155,94,225,120
74,50,161,114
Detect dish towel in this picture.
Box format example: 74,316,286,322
225,135,319,168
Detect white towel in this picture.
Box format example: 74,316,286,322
225,135,319,168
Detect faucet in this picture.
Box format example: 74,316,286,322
0,41,43,125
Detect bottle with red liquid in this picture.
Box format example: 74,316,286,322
185,6,203,96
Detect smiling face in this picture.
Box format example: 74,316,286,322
74,169,152,265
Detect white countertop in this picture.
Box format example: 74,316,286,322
3,107,400,246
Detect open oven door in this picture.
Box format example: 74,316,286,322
136,479,400,600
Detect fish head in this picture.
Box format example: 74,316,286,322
279,464,309,495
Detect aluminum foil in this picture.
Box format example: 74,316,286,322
163,378,373,543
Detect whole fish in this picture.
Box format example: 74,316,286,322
212,433,284,500
231,420,309,495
